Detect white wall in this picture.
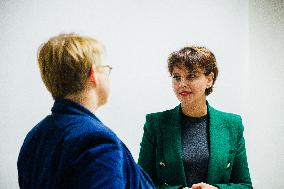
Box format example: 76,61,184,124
247,0,284,188
0,0,282,188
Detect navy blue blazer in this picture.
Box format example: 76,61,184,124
18,99,154,189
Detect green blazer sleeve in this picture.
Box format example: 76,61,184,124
213,116,252,189
138,114,184,189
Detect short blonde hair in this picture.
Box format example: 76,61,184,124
37,33,104,100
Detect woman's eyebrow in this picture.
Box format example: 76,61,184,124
172,72,180,75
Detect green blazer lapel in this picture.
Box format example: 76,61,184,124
207,105,231,184
160,105,187,185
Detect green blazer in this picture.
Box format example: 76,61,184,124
138,104,252,189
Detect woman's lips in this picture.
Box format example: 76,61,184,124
179,91,191,96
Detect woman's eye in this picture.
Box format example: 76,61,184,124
187,74,196,80
172,75,181,81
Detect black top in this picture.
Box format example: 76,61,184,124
180,111,210,187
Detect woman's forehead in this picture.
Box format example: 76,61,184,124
172,65,203,74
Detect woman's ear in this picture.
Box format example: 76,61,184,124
207,72,214,88
88,64,98,86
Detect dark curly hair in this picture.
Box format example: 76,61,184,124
167,46,218,95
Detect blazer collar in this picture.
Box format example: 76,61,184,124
160,104,187,185
207,105,230,184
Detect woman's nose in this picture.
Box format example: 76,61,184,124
180,78,188,87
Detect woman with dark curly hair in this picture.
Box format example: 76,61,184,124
138,46,252,189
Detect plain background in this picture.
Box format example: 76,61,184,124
0,0,283,188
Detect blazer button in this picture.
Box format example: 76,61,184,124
159,161,166,167
226,162,231,169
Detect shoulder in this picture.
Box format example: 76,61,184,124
209,105,244,133
64,116,120,146
21,115,53,148
59,117,125,169
210,106,242,122
145,105,179,123
143,106,179,135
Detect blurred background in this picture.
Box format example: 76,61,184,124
0,0,283,188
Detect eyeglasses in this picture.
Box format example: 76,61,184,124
97,65,113,75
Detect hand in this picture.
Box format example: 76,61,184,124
190,182,218,189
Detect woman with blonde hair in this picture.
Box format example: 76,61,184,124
18,33,154,189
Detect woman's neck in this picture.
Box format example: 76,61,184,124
64,89,99,114
181,99,207,117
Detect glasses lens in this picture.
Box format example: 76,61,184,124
100,65,112,75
